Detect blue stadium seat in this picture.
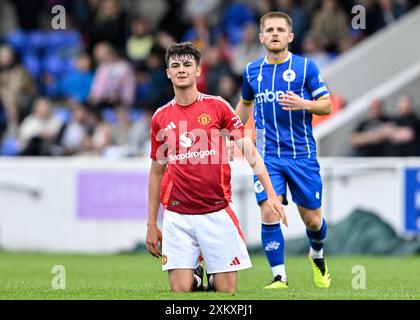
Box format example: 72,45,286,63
130,109,143,122
226,26,243,46
46,30,81,51
6,30,26,53
223,3,255,31
65,56,77,73
22,54,41,78
102,108,117,124
46,31,68,50
54,107,72,124
1,136,19,156
65,31,81,47
222,3,255,45
27,30,47,52
42,54,65,77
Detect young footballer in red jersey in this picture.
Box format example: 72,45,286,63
146,42,287,293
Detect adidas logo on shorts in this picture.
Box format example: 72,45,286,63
230,256,241,266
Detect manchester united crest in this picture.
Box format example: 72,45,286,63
198,113,211,125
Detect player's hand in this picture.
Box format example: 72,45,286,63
267,196,288,227
146,224,162,258
279,91,308,111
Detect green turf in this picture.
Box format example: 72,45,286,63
0,251,419,299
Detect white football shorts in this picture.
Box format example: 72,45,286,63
161,204,252,274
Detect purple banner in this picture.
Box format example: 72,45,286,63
77,171,148,219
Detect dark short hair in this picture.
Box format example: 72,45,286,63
260,11,293,32
165,42,201,67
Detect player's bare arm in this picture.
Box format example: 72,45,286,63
279,91,332,115
146,160,167,258
226,100,254,161
236,99,255,124
234,135,288,227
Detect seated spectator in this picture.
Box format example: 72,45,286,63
46,52,94,104
133,0,168,32
18,97,62,156
274,0,310,53
311,0,349,53
127,110,153,157
336,34,356,55
111,106,132,147
126,17,154,67
103,106,133,158
87,0,126,51
135,65,151,105
181,15,213,51
387,95,420,156
184,0,221,20
0,44,36,135
222,1,255,45
214,33,234,65
82,109,112,156
201,46,232,95
0,101,7,147
217,74,239,106
154,31,176,51
51,104,89,156
358,0,385,37
377,0,405,28
351,98,393,157
230,23,266,77
302,31,332,69
139,47,172,108
254,0,274,22
89,42,136,109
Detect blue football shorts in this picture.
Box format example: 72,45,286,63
253,156,323,210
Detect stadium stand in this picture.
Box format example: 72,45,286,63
0,0,419,157
316,5,420,156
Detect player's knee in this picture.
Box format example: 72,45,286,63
214,281,236,294
305,216,322,231
215,284,235,294
169,277,194,293
213,273,236,294
170,282,193,293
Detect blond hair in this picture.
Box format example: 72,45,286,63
260,11,293,32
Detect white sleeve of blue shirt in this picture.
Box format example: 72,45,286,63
306,59,329,100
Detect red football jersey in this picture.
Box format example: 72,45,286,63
150,93,244,214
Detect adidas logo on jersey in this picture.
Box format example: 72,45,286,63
255,89,286,104
230,256,241,266
164,121,176,131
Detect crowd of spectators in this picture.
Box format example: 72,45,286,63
351,94,420,156
0,0,418,157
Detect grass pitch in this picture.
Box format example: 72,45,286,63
0,251,419,300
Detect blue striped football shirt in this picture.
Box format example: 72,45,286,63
241,52,329,159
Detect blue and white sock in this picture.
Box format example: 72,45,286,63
306,218,327,259
261,223,286,279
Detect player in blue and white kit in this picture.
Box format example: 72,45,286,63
236,11,332,289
